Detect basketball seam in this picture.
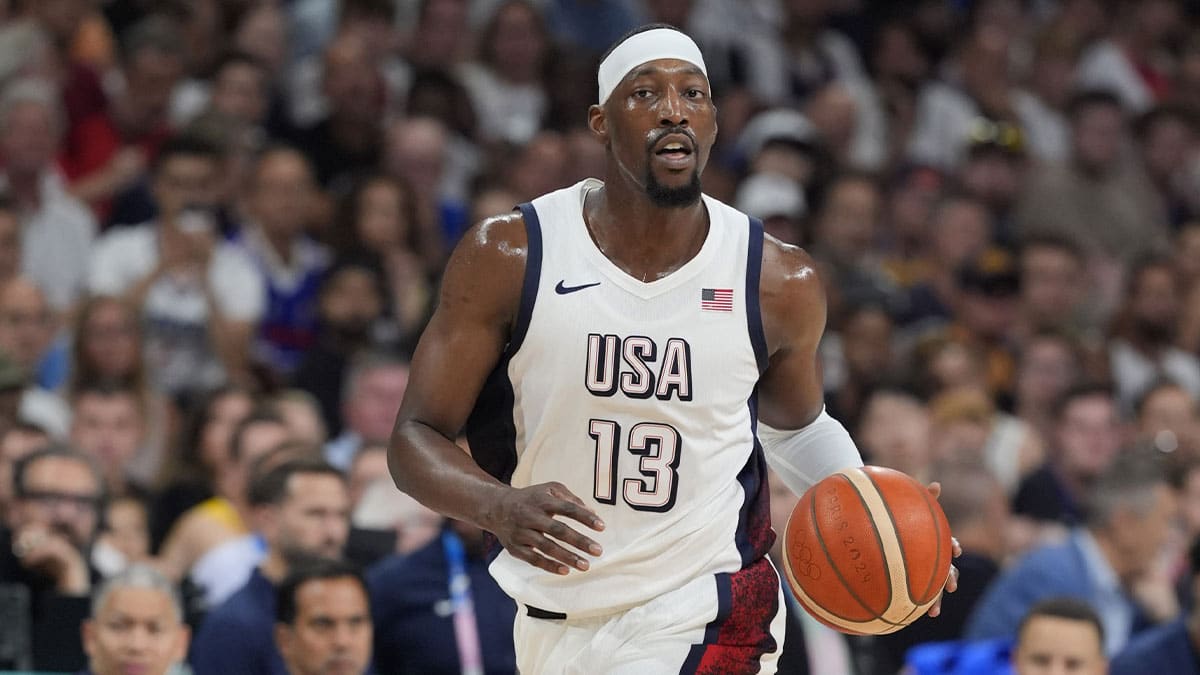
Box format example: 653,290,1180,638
841,472,908,626
859,468,912,605
809,475,902,626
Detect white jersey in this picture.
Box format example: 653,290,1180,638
467,179,774,618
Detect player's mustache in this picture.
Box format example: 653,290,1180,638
646,126,696,152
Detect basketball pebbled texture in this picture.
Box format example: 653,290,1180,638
781,465,953,635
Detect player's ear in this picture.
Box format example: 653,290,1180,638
588,104,608,142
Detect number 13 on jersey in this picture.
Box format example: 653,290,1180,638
589,419,681,512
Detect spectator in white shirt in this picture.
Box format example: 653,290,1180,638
0,77,96,312
87,134,264,400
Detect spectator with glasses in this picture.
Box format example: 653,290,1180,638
0,446,105,671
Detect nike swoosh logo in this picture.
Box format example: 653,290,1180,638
555,280,601,295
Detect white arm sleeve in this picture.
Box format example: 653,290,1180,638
758,406,864,496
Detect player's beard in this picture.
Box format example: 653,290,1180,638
645,167,701,208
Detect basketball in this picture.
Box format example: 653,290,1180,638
781,465,953,636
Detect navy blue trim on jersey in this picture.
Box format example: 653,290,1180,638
735,394,773,567
745,217,768,375
464,203,543,497
680,572,733,673
512,202,544,352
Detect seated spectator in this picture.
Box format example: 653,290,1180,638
369,519,517,675
0,447,105,671
291,257,388,437
158,407,290,607
0,78,97,312
1135,380,1200,456
62,15,182,223
68,296,172,486
967,450,1178,655
323,352,409,471
1109,255,1200,412
1012,597,1108,675
904,596,1108,675
87,134,265,399
150,384,254,551
82,564,190,675
333,175,436,345
1012,330,1084,448
0,279,70,436
69,381,148,498
237,146,330,382
274,558,372,675
1013,383,1123,530
1110,536,1200,675
190,456,350,675
855,387,934,483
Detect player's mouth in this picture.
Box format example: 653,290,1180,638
652,135,695,170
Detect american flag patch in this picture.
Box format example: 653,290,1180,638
701,288,734,312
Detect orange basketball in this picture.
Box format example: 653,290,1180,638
781,465,953,635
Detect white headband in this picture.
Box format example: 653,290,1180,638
597,29,708,105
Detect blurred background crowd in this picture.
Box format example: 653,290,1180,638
0,0,1198,673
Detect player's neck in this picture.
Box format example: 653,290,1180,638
586,180,708,283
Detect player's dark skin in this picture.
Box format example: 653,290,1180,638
388,58,959,613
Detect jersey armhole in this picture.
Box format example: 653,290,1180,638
507,202,544,357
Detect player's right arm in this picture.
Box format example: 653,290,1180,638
388,213,604,576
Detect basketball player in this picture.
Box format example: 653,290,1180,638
388,25,958,673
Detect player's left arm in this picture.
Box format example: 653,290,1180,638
756,236,960,613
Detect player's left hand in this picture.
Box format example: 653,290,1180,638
924,481,961,618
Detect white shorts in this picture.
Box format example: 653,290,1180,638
514,556,787,674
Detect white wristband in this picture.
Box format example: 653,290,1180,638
758,407,864,496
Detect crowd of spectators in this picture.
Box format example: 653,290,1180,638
0,0,1198,673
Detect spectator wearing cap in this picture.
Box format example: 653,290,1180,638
1108,255,1200,411
1075,0,1182,114
737,109,826,192
0,447,106,671
82,564,190,675
945,248,1023,399
0,77,97,312
734,172,807,245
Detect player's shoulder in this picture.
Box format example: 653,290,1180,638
759,232,824,311
451,210,530,268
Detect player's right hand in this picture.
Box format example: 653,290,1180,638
488,482,605,576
